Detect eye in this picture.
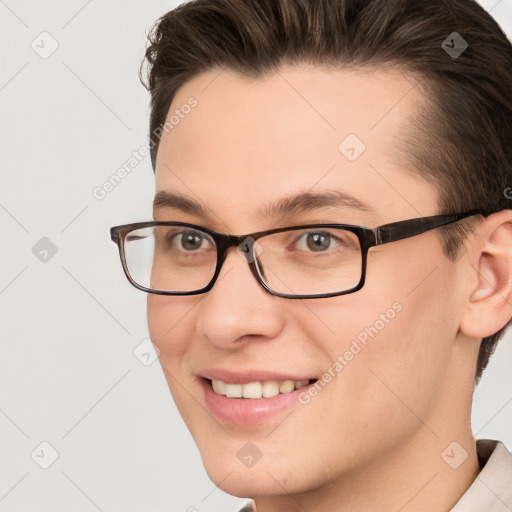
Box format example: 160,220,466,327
174,230,209,251
295,231,342,252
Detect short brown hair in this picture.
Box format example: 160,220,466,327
140,0,512,384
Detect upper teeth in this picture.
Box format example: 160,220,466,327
211,379,310,399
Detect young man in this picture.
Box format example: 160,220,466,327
110,0,512,510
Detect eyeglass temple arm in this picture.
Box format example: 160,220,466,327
373,209,484,245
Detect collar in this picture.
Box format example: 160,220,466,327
450,439,512,511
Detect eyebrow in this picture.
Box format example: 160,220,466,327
153,189,377,220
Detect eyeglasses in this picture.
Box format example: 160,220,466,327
110,209,483,299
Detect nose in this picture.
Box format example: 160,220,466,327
196,246,285,349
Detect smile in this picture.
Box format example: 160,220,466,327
209,378,314,399
200,376,319,425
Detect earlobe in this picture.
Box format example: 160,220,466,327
459,211,512,339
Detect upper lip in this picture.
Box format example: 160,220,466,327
199,369,317,384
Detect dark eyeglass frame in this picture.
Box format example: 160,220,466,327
110,209,484,299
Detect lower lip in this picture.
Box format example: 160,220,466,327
201,379,314,425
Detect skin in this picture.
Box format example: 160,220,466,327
147,64,512,512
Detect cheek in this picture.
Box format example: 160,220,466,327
146,294,200,406
147,294,203,423
301,249,454,426
147,294,198,357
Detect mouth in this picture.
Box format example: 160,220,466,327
200,376,319,425
204,377,317,399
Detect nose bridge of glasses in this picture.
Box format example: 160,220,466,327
218,233,259,263
211,233,266,289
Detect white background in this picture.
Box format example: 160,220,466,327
1,1,511,511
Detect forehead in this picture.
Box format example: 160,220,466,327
154,65,437,228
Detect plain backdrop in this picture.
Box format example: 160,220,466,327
1,1,511,511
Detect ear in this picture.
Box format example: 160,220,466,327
459,210,512,339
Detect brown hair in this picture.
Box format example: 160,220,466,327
140,0,512,384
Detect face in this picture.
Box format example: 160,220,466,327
147,65,469,497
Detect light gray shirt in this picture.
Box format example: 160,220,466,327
450,439,512,511
236,439,512,512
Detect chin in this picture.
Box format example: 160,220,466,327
198,443,315,499
202,462,289,499
205,469,261,499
